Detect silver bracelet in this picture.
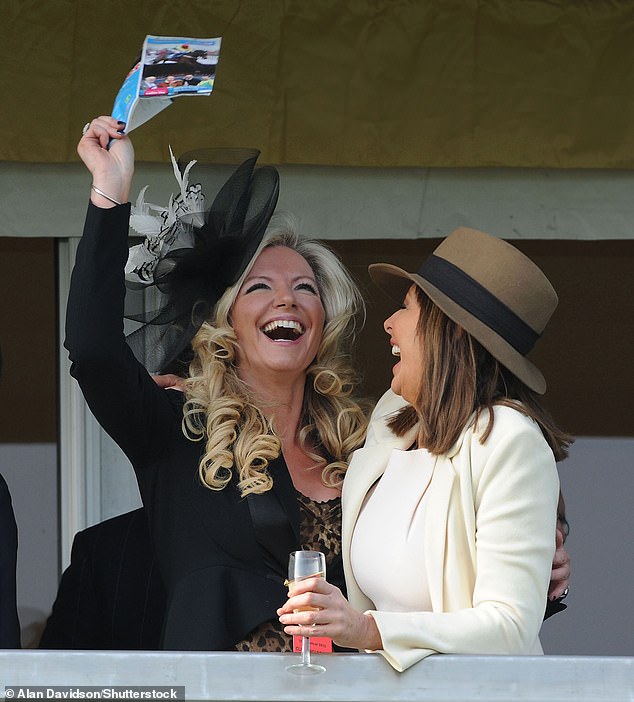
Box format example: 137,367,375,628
91,184,122,206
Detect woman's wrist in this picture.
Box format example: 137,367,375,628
89,180,130,209
361,612,383,651
91,184,123,207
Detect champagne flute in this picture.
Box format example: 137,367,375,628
285,550,326,675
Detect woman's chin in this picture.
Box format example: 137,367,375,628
389,377,402,398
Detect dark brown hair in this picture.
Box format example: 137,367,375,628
388,287,571,461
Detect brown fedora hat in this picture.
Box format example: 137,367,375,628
368,227,558,394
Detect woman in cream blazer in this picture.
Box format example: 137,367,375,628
279,227,569,671
341,388,559,671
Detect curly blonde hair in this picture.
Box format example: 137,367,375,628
181,215,370,497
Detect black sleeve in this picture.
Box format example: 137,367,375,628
0,473,20,648
39,510,167,650
38,528,104,649
64,202,180,468
543,597,567,621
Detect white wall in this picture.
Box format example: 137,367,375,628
0,443,58,648
540,437,634,655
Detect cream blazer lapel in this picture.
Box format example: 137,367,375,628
342,390,417,611
421,455,455,612
342,444,411,613
343,440,461,615
342,390,469,616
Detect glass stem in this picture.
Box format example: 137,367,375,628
301,636,311,665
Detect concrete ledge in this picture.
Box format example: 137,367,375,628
1,652,633,702
2,161,634,240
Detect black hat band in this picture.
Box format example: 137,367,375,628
419,255,540,356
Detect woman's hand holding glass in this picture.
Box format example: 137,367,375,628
284,550,326,675
278,568,382,653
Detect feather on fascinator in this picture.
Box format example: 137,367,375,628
124,148,279,374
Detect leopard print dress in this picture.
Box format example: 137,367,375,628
234,493,341,651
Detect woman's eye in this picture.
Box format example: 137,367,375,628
244,282,270,293
296,282,318,294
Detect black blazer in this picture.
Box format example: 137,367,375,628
64,203,345,650
39,508,166,650
0,473,20,648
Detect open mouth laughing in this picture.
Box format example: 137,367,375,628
261,319,306,341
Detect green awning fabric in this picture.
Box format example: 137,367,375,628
4,1,634,167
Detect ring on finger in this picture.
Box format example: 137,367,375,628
82,122,91,135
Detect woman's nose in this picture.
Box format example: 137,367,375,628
384,314,394,334
274,286,296,307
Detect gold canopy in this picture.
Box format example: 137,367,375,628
4,0,634,167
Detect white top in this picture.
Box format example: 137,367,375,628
350,448,435,612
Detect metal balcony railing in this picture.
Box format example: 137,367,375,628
1,651,633,702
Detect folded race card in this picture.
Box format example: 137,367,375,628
112,34,222,133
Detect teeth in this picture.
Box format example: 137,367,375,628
262,319,305,334
391,345,400,356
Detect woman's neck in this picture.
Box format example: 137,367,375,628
241,371,306,442
241,371,341,501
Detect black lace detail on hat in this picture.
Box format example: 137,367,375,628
124,149,279,373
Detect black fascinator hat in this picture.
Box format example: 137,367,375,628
124,148,279,374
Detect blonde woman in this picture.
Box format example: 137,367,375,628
67,117,367,650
